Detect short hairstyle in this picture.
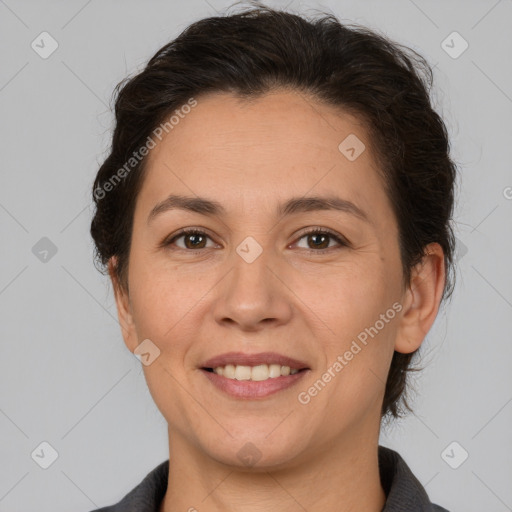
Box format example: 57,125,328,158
90,2,457,419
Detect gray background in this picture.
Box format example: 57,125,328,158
1,0,511,510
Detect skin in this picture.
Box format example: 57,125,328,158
110,89,445,512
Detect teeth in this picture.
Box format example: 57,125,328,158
234,365,252,380
212,364,300,381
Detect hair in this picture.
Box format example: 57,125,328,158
90,1,457,419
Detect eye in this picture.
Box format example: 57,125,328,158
163,228,218,250
161,227,349,253
294,228,349,253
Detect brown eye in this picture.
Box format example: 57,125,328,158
306,232,330,249
295,228,348,253
165,229,216,250
182,232,207,249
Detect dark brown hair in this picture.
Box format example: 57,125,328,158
90,2,457,419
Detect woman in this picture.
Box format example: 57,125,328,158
89,3,455,511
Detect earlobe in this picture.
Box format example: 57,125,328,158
108,257,138,353
394,243,446,354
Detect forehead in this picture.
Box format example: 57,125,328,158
139,89,388,220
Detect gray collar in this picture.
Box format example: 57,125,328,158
379,446,449,511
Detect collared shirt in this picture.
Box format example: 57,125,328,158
90,446,449,511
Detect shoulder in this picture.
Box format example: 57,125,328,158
87,459,169,512
379,446,450,512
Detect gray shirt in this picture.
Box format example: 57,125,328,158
90,446,449,511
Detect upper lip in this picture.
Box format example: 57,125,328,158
201,352,310,370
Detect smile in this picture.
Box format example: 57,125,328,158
200,366,309,399
205,363,300,381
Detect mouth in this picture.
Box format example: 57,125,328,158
199,352,310,399
201,364,307,381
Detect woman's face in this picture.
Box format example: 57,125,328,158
114,90,415,468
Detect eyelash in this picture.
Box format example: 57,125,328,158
162,227,349,254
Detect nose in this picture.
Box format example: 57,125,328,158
211,245,293,332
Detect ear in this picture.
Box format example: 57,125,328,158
108,257,138,354
394,242,446,354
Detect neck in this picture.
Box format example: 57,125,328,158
160,427,386,512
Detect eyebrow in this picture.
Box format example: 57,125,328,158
147,194,370,224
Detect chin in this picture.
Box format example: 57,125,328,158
199,430,309,471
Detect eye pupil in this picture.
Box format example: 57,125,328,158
309,233,329,249
185,233,206,249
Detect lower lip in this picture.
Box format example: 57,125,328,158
200,369,309,399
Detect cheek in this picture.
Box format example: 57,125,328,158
127,267,204,418
127,256,207,344
294,260,395,337
293,260,398,395
136,295,199,349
